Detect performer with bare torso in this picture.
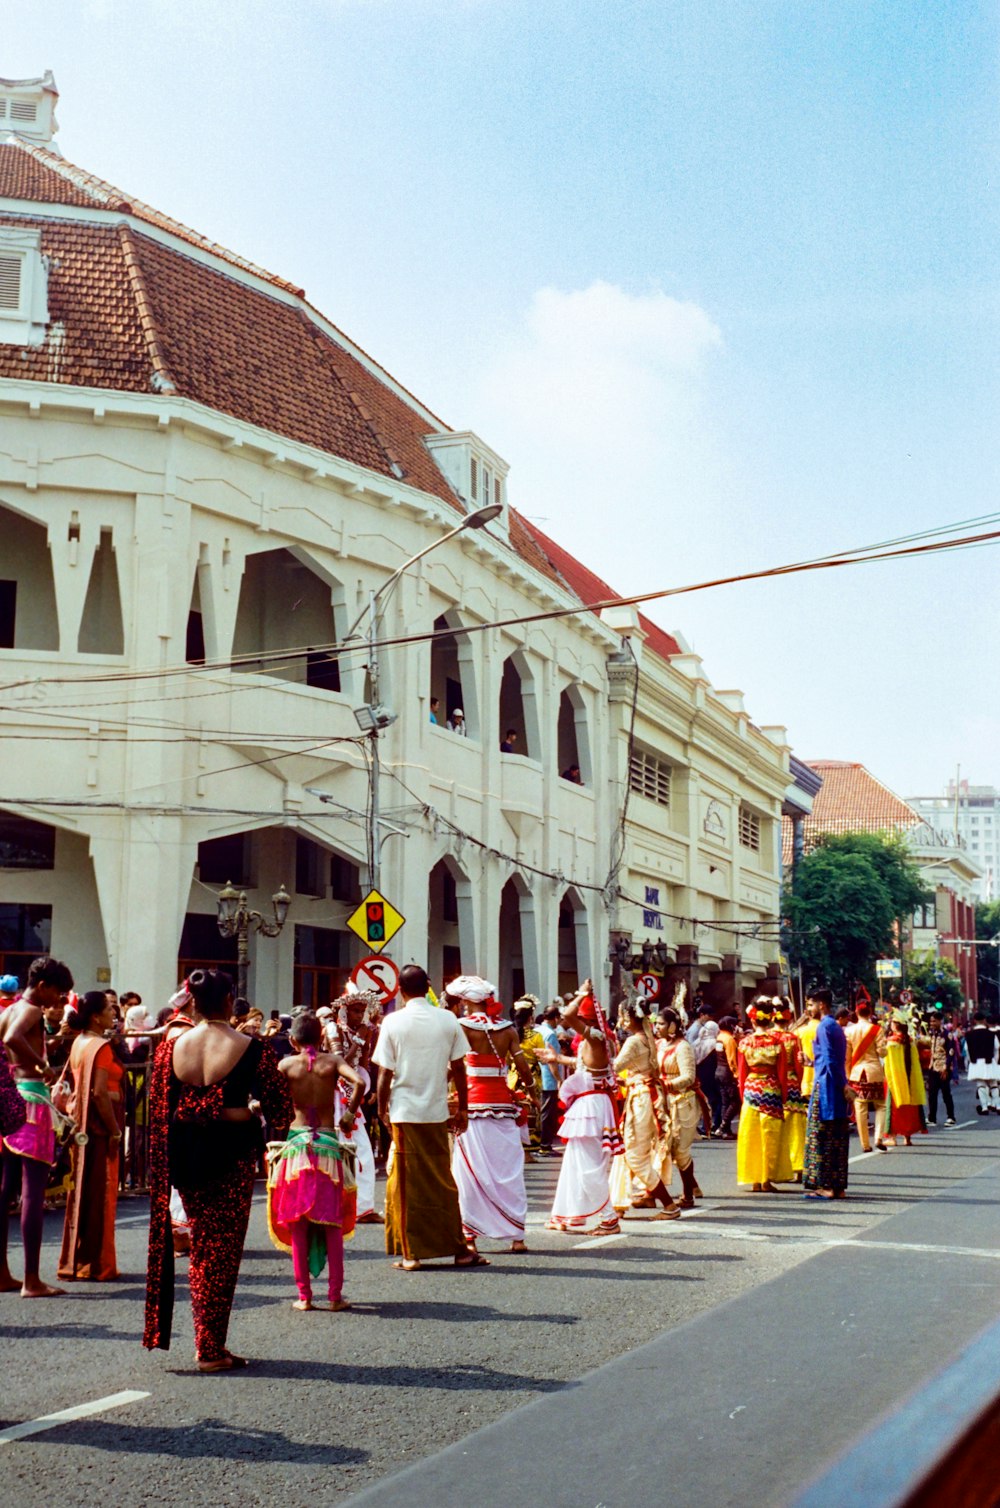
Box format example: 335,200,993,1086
268,1013,364,1311
0,956,74,1298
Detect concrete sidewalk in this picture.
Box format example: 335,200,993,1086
345,1154,1000,1508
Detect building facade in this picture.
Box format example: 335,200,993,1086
908,783,1000,903
0,76,791,1011
785,760,981,1009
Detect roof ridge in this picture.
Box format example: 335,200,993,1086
118,224,177,394
10,137,302,296
294,309,404,483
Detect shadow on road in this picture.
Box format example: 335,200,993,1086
252,1358,573,1392
350,1299,580,1325
20,1416,368,1465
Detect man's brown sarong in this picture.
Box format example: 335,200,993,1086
384,1122,468,1261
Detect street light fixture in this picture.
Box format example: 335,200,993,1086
344,501,503,893
215,879,292,1001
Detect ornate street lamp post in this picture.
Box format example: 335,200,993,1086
215,879,292,1001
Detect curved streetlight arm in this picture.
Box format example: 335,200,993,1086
342,504,502,645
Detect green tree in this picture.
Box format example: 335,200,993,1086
975,900,1000,1014
904,952,963,1015
785,848,896,995
813,832,930,922
785,831,931,997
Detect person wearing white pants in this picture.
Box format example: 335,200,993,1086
966,1013,1000,1114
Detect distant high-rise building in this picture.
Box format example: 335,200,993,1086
908,783,999,902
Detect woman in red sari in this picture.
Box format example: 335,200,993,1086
58,992,124,1282
143,969,291,1372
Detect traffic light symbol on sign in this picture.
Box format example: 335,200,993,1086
346,890,406,953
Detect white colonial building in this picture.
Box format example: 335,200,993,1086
0,75,791,1013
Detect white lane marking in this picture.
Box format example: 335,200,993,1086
945,1119,976,1131
0,1390,150,1447
590,1219,1000,1263
573,1232,629,1250
849,1150,881,1164
829,1237,1000,1261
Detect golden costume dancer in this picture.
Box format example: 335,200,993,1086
656,1007,701,1210
613,1000,679,1220
844,999,887,1152
736,997,792,1193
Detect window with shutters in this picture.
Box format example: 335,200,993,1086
629,746,671,807
0,227,48,345
0,256,21,311
738,805,761,852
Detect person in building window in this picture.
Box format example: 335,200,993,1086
500,728,518,754
448,708,467,736
429,696,440,725
561,764,583,784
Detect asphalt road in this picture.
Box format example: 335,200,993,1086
2,1084,997,1508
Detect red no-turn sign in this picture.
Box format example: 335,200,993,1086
352,955,400,1003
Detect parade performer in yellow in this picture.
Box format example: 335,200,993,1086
737,997,791,1192
883,1011,927,1147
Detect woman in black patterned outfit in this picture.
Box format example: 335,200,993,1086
143,969,291,1372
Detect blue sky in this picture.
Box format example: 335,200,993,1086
6,0,998,794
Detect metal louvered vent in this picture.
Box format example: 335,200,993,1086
0,256,21,311
629,747,671,807
0,101,7,120
10,100,38,122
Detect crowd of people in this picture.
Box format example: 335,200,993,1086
0,954,996,1373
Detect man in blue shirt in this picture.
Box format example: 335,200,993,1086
537,1004,562,1153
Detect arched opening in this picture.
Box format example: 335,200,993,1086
497,875,540,1004
185,553,217,667
430,611,478,738
498,651,540,760
557,686,591,785
231,547,342,693
558,889,590,996
0,812,106,986
78,527,124,654
0,500,58,650
184,824,363,1006
427,856,475,988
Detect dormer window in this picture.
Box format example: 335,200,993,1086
0,73,59,147
0,227,50,347
425,430,510,538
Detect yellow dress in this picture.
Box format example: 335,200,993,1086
736,1030,793,1185
795,1019,820,1099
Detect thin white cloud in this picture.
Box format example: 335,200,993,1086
473,280,725,559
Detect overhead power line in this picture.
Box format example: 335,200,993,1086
0,513,997,699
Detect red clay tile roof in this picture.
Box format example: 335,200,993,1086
0,139,302,294
781,759,920,866
519,518,682,663
0,137,686,635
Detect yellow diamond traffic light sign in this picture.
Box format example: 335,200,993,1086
346,889,405,953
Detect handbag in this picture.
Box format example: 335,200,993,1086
51,1062,73,1116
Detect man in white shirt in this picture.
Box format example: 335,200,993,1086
373,964,482,1270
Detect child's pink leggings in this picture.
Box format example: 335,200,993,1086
289,1219,344,1304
